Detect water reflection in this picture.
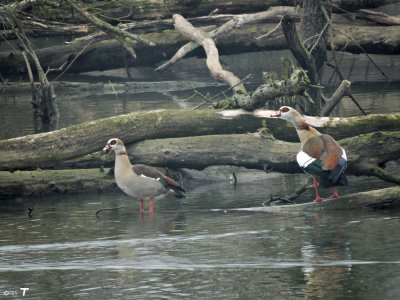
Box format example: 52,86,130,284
1,180,400,299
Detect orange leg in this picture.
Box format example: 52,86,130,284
140,199,144,216
326,187,339,199
149,199,154,214
313,178,324,202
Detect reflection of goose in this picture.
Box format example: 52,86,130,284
103,138,185,215
271,107,348,202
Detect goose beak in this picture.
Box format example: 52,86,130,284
103,144,111,153
270,111,281,117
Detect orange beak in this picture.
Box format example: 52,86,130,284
270,110,281,117
103,144,111,153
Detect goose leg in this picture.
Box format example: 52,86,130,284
313,178,324,202
326,187,339,199
140,199,144,215
149,199,154,214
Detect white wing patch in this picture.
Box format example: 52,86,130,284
140,174,159,181
341,148,347,160
297,148,347,168
297,151,316,168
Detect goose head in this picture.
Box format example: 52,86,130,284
103,138,126,154
270,106,302,125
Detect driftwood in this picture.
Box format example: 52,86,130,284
121,130,400,184
65,0,154,59
353,9,400,26
214,68,309,110
321,79,351,116
1,109,399,172
0,168,116,198
156,6,298,72
17,0,399,23
213,186,400,212
173,14,245,92
0,109,265,171
1,22,400,76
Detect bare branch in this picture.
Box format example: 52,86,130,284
173,14,245,93
156,7,298,72
321,79,351,116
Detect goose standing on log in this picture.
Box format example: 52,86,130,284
271,106,348,202
103,138,185,215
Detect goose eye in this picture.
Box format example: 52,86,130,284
281,107,289,113
110,140,117,145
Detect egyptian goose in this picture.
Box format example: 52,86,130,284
103,138,185,214
271,106,348,202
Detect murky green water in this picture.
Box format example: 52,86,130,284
1,179,400,299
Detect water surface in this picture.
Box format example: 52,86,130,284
0,176,399,299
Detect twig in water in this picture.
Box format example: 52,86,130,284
210,73,252,101
263,176,313,206
108,80,119,97
54,39,94,82
95,206,126,217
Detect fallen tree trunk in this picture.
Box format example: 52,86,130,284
1,109,399,171
0,80,222,96
0,168,116,198
1,22,400,76
121,131,400,182
22,0,399,23
61,130,400,174
213,186,400,212
0,109,264,171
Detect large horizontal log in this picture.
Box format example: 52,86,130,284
1,109,399,171
0,109,264,171
25,0,399,23
64,130,400,184
126,131,400,172
0,168,116,198
213,186,400,212
1,22,400,76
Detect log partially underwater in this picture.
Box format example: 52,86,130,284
0,109,399,171
212,186,400,212
0,168,116,198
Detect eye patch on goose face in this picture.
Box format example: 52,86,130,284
110,140,117,145
281,107,289,113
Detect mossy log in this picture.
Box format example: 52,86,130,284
0,109,264,171
63,130,400,185
121,131,400,175
0,168,116,198
214,186,400,212
1,22,400,76
1,109,399,171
